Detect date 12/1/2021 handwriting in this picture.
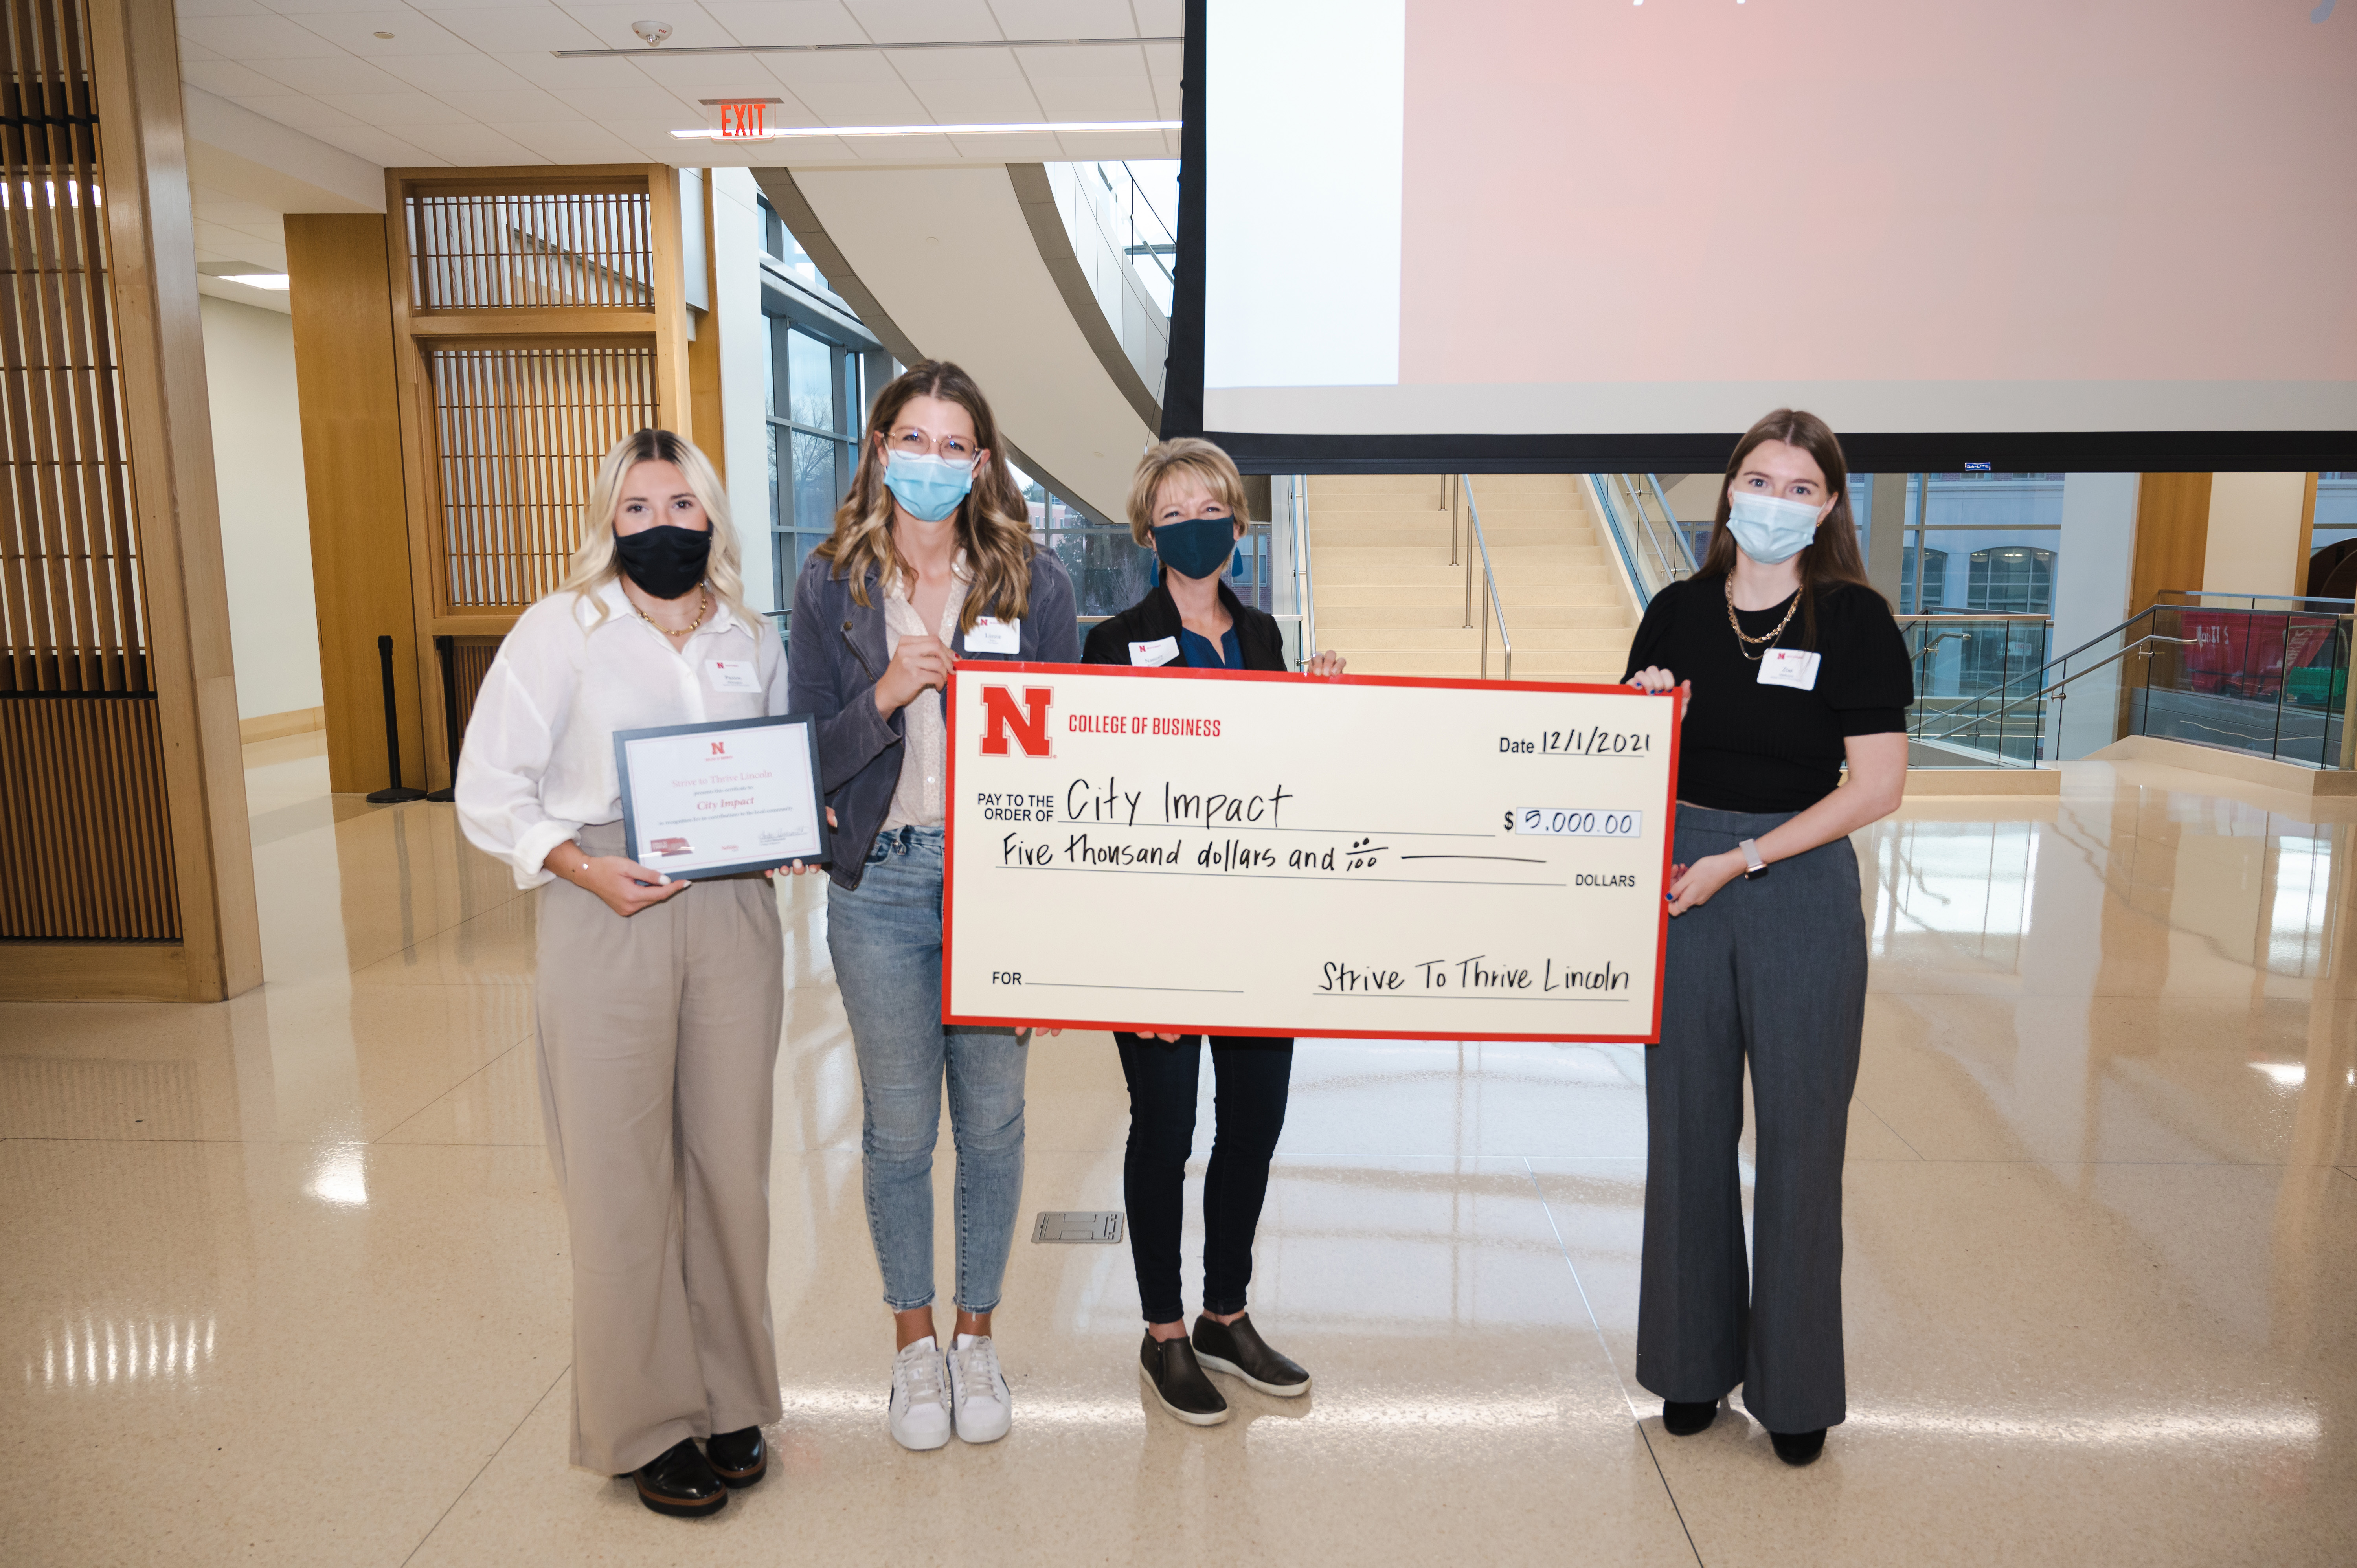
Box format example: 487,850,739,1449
1499,727,1657,757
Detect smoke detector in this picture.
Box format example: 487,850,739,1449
631,20,672,45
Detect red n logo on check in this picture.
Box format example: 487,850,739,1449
979,685,1053,757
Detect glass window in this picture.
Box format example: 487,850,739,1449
1901,545,1949,613
769,322,860,613
1967,547,2054,614
1899,472,2062,614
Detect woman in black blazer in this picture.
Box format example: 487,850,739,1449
1081,437,1345,1427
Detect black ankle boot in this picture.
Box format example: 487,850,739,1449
1770,1428,1826,1466
630,1439,727,1517
1662,1399,1719,1436
704,1425,765,1488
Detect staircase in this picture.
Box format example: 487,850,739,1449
1304,474,1635,681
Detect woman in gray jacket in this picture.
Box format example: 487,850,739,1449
786,360,1077,1454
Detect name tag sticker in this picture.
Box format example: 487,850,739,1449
1758,649,1821,690
705,658,761,693
1130,636,1181,667
966,616,1020,655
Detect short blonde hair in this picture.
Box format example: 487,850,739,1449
558,429,751,630
1126,437,1251,547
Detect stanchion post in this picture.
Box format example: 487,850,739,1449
365,633,426,804
425,634,460,803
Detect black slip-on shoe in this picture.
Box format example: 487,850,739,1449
1770,1428,1827,1466
1662,1399,1719,1436
631,1439,728,1517
1140,1332,1230,1426
704,1425,766,1488
1191,1313,1310,1397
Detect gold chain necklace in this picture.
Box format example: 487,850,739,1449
1723,573,1800,663
634,586,709,638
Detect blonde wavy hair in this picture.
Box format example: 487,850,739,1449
813,360,1037,630
559,429,753,629
1126,436,1250,546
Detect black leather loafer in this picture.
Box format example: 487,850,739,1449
1140,1332,1229,1426
630,1439,727,1517
1771,1427,1826,1466
1662,1399,1718,1436
705,1425,766,1488
1192,1313,1310,1397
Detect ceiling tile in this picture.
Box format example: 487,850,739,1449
696,2,867,47
178,0,274,16
176,14,345,58
418,7,601,53
377,55,540,94
1053,126,1170,160
1010,39,1144,79
386,123,549,164
487,118,651,163
491,50,645,90
889,42,1023,81
1130,0,1181,33
176,35,224,61
781,79,928,124
759,48,902,88
431,86,578,122
180,60,293,98
314,89,472,125
244,54,410,92
1025,75,1155,122
226,94,367,132
188,191,283,227
305,121,447,165
907,80,1043,123
842,1,1001,44
287,10,474,56
985,0,1136,38
262,0,430,13
847,129,958,159
625,55,787,97
538,82,701,118
555,5,739,49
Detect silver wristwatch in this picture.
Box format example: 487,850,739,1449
1738,838,1768,880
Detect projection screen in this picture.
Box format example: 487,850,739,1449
1186,0,2357,469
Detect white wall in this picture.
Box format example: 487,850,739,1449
2201,472,2311,599
2052,472,2140,760
199,295,322,722
709,168,775,613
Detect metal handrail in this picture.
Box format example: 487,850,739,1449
1612,473,1694,588
1293,474,1316,657
1916,632,2192,749
1461,475,1512,680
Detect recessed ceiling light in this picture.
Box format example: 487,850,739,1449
219,273,290,290
669,119,1178,141
373,31,393,39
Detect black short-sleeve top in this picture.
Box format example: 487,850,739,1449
1621,574,1914,814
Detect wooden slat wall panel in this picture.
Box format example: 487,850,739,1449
451,634,500,739
409,189,654,312
0,694,176,938
430,342,655,610
0,0,145,694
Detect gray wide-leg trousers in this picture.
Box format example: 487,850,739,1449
1637,803,1867,1435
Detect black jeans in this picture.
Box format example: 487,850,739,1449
1114,1032,1293,1324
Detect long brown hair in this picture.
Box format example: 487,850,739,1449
1696,407,1878,647
814,360,1036,630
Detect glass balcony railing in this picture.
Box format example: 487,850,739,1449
1901,615,2053,765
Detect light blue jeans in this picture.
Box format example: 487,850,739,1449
826,825,1028,1313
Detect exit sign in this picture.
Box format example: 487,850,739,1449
704,98,781,138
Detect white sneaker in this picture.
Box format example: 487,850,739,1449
949,1333,1012,1444
888,1337,952,1451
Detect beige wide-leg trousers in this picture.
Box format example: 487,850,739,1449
534,821,786,1475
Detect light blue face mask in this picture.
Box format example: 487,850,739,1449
1725,492,1825,566
883,451,975,522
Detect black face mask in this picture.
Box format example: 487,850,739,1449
613,525,712,601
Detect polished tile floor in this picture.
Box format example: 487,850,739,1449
5,732,2356,1565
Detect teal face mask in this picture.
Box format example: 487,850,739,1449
1725,492,1824,566
883,451,974,522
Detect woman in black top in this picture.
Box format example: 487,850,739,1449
1623,409,1912,1467
1082,437,1345,1427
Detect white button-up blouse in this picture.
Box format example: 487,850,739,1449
455,578,789,889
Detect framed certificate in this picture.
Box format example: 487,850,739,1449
614,714,830,878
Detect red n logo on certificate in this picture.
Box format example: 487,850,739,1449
979,685,1053,757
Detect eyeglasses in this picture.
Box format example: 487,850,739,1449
884,426,977,461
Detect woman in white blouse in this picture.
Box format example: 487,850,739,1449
456,428,810,1519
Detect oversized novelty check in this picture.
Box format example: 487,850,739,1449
942,663,1680,1042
